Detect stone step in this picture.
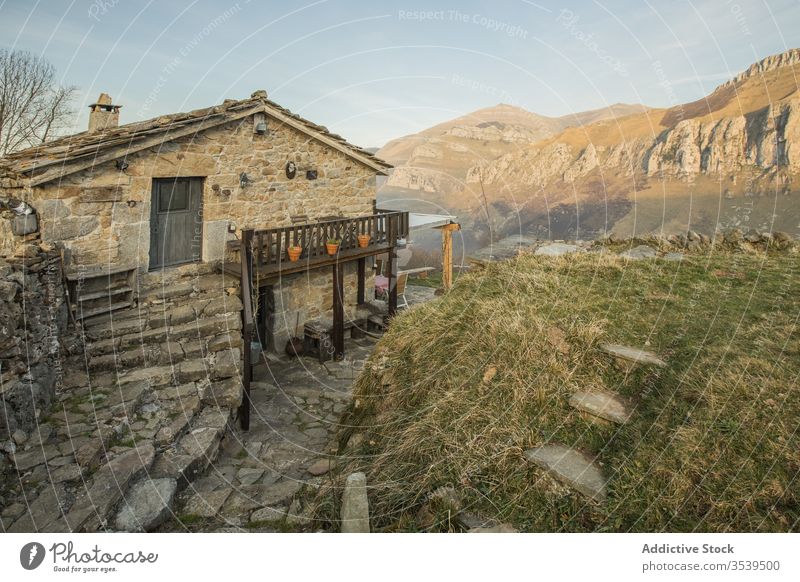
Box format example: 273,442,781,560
86,311,241,345
46,444,156,532
88,343,189,371
150,406,231,489
599,343,666,368
524,444,607,503
569,391,632,424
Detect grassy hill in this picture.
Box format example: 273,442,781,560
330,244,799,532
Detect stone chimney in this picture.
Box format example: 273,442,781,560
88,93,122,132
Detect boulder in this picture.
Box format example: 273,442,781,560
114,477,178,532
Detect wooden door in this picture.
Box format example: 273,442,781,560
149,177,203,269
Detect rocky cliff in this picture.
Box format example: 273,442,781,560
466,50,800,190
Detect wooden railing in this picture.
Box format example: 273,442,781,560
243,211,409,270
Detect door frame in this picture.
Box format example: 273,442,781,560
149,176,205,271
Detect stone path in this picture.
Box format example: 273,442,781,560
524,342,665,505
162,285,435,532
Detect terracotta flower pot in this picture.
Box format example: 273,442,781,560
357,234,371,248
326,242,340,256
287,246,302,262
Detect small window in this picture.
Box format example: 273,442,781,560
158,184,188,212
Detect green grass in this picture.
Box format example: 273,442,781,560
333,247,800,532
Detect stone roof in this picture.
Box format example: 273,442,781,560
0,91,392,186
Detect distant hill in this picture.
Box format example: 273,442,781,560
378,102,648,199
378,49,800,259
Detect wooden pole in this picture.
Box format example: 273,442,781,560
439,222,461,292
332,262,345,359
357,257,366,305
239,229,254,431
388,215,398,315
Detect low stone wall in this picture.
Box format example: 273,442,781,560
0,241,68,442
599,228,797,252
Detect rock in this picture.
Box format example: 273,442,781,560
569,391,632,424
663,252,684,261
115,478,178,532
619,245,657,260
534,243,581,257
177,359,208,383
744,230,762,243
524,444,607,502
182,489,231,518
467,523,518,533
201,377,242,407
59,444,156,532
212,348,241,379
773,231,792,243
456,511,497,530
260,479,302,506
250,505,287,523
50,463,84,483
599,343,667,368
11,429,28,445
307,458,336,476
8,483,67,532
237,467,264,485
341,472,370,533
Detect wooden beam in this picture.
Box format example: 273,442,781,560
239,229,254,431
332,262,345,359
438,222,461,292
357,257,366,305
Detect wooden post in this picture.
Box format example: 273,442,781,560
388,215,398,316
239,229,254,431
357,257,366,305
388,248,398,315
332,262,345,359
439,222,461,292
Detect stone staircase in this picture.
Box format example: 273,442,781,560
523,343,666,504
3,263,247,533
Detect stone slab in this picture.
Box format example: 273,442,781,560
341,472,370,532
569,391,632,424
599,343,666,368
524,444,607,503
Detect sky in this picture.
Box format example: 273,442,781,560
1,0,799,147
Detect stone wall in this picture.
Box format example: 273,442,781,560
0,241,68,441
22,115,378,271
266,262,376,350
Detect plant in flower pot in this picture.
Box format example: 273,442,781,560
326,238,341,256
287,244,302,262
357,233,371,248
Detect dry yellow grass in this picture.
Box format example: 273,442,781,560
324,248,799,532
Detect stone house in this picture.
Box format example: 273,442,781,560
0,90,403,352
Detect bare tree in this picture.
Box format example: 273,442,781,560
0,49,77,156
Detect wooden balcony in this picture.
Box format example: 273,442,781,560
233,210,409,431
224,210,409,281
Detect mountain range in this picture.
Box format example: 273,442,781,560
378,49,800,257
